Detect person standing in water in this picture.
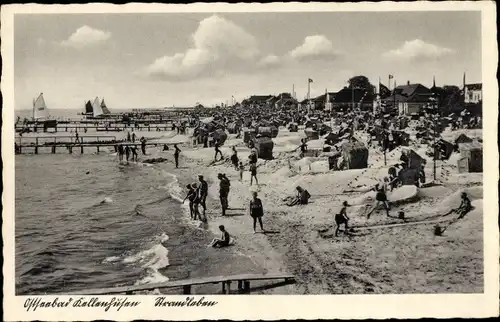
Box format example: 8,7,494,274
132,132,136,142
198,175,209,219
130,145,138,162
140,137,147,155
249,191,265,233
173,144,181,168
75,131,80,143
124,145,131,163
335,201,351,237
117,145,124,163
183,184,197,220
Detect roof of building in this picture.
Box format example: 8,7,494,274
247,95,274,102
465,83,482,91
394,84,430,97
333,87,374,103
312,92,337,103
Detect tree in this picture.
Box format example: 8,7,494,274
347,75,376,95
439,85,463,115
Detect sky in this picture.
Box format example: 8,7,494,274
14,11,482,110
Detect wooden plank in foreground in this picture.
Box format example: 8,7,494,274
65,273,295,295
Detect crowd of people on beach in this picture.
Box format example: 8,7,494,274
90,101,479,246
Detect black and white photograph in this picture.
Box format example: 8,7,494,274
2,2,498,320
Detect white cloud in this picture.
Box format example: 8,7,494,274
289,35,338,61
144,15,260,81
61,25,111,49
383,39,454,61
257,54,281,68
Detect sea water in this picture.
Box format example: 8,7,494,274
14,153,260,295
14,109,261,294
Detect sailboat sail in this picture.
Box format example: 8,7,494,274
92,97,104,117
33,93,50,119
85,100,93,114
101,98,111,115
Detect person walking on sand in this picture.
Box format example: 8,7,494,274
249,191,265,233
335,201,351,237
366,183,390,219
127,131,131,142
230,146,239,170
214,141,223,162
198,175,209,219
132,132,136,143
249,162,259,186
173,144,181,168
239,162,245,181
218,173,230,216
209,225,231,248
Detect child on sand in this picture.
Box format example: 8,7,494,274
456,192,473,219
239,162,245,181
335,201,350,237
210,225,231,248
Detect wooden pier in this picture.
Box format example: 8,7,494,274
16,122,175,133
63,273,295,295
14,135,175,155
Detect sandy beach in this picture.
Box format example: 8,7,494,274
155,125,484,294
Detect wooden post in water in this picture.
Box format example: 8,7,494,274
52,137,57,154
243,281,250,293
35,137,39,154
182,285,192,295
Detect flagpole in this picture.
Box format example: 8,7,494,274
307,79,311,114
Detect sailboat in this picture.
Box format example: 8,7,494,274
91,97,104,117
100,98,111,115
33,93,50,120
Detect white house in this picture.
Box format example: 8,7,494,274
464,83,482,104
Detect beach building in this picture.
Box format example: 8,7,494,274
341,141,369,169
311,92,336,110
332,87,374,111
242,95,274,108
382,82,433,116
464,83,482,104
458,142,483,173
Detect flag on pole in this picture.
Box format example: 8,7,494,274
308,78,313,83
379,83,391,99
